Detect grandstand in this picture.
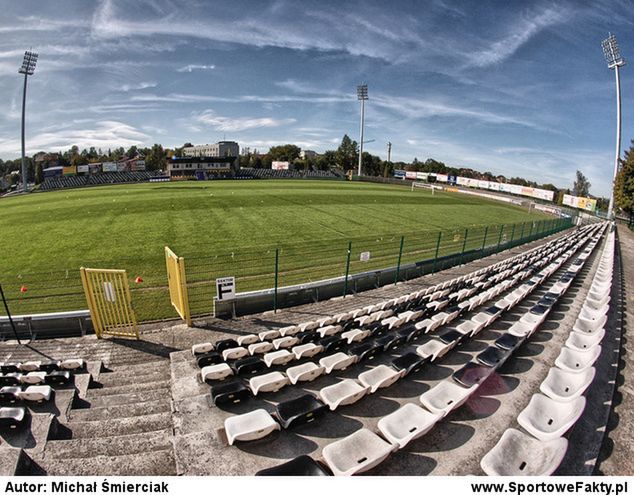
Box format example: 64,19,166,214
39,171,164,191
236,167,342,179
0,219,629,476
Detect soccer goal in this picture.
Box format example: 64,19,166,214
411,181,441,195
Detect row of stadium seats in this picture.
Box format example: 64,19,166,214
235,168,340,180
253,222,607,475
480,227,614,475
40,172,162,190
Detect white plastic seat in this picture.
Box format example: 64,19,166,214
264,350,294,367
259,329,281,341
191,343,213,356
455,320,477,336
416,340,453,362
334,312,353,323
519,310,548,327
248,341,274,355
517,393,586,441
20,372,46,384
317,325,341,337
480,428,568,476
60,359,84,370
292,343,324,359
318,379,369,410
584,294,610,312
358,365,404,393
401,310,422,323
419,380,476,417
508,320,537,338
222,347,249,361
249,371,289,395
381,316,404,330
555,346,601,373
341,329,370,344
273,336,299,349
566,330,605,352
377,403,442,449
286,362,325,384
573,314,607,335
224,409,280,445
201,363,233,382
319,353,357,373
18,385,52,402
579,305,608,321
237,334,260,346
316,316,336,327
322,428,395,476
18,361,41,372
540,366,596,402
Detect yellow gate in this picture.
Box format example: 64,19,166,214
80,268,140,339
165,247,192,326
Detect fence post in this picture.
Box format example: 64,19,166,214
273,248,279,313
395,236,404,285
343,241,352,298
461,228,469,262
433,231,442,273
528,221,534,239
481,226,489,252
497,224,504,250
520,222,526,240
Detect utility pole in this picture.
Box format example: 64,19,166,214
18,50,38,193
357,84,368,176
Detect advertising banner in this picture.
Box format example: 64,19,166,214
77,165,89,173
102,162,118,172
272,161,289,170
405,171,417,180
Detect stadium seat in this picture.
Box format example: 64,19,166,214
237,334,260,346
374,333,406,352
322,428,395,476
214,339,239,352
320,336,347,354
358,365,404,393
495,333,524,351
210,381,251,406
341,329,370,344
39,361,61,372
573,315,607,335
296,331,321,345
0,363,19,373
292,343,324,360
453,362,494,388
278,325,300,337
0,386,22,405
348,342,382,362
192,343,214,356
18,385,53,402
256,455,331,476
317,325,341,338
249,371,289,395
273,336,299,349
222,347,249,361
477,346,512,369
286,362,325,384
566,330,604,352
259,330,281,341
196,352,222,368
297,321,318,332
0,373,21,386
508,320,536,338
273,394,328,429
20,371,47,385
0,407,27,429
517,394,586,441
19,361,41,372
318,379,369,411
201,363,234,383
45,371,72,386
264,350,294,367
416,339,453,362
420,380,477,417
391,353,427,376
455,320,478,337
230,356,266,376
555,346,601,373
248,342,274,355
539,367,596,402
224,409,280,445
480,428,568,476
319,353,357,374
377,403,442,449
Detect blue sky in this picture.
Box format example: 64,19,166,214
0,0,632,196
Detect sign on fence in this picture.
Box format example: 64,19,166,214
360,251,371,262
216,277,236,300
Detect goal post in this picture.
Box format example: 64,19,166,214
411,181,438,195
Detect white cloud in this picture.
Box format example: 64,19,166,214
192,110,295,132
176,64,215,73
119,81,157,92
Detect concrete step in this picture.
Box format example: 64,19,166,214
44,429,173,459
38,448,176,476
103,359,169,376
97,370,170,387
70,398,171,422
86,388,170,408
87,379,170,398
64,412,173,439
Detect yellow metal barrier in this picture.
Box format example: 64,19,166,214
165,247,192,326
80,268,139,339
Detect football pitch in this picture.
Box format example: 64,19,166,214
0,179,551,320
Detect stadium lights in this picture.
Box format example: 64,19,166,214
18,50,38,193
357,84,368,176
601,34,625,220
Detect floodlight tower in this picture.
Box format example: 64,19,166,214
357,84,368,176
601,34,625,220
18,50,38,193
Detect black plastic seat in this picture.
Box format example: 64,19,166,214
484,305,503,317
391,352,427,376
256,455,331,476
0,407,27,429
296,331,321,345
529,304,550,315
231,356,266,376
45,371,72,386
319,336,347,354
196,352,222,368
537,293,558,307
398,324,422,343
0,373,21,387
274,394,328,429
210,380,251,406
368,324,388,338
0,386,22,405
348,341,382,362
375,333,406,352
0,363,19,373
495,333,524,351
477,346,512,368
437,329,464,345
452,362,494,388
39,361,61,373
215,339,239,352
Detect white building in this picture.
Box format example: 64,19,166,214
183,141,239,159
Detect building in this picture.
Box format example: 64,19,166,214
183,141,239,158
167,156,238,179
300,150,317,160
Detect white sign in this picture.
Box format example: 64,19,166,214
360,251,371,262
216,277,236,300
272,161,289,170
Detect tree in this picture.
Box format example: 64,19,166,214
615,139,634,215
35,162,43,185
335,135,358,171
268,144,300,162
573,170,591,197
145,144,166,171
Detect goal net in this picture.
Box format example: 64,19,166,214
411,181,442,195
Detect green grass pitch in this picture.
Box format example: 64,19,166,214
0,179,550,320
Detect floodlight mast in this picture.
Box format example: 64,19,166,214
18,50,38,193
601,34,625,220
357,84,368,176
